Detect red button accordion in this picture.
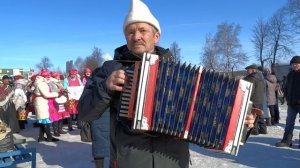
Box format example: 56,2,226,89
119,53,253,155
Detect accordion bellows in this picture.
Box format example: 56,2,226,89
119,53,253,155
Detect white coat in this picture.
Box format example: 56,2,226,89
33,76,58,120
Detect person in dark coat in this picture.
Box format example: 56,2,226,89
244,64,267,135
276,56,300,148
78,0,257,167
91,110,110,168
81,69,110,168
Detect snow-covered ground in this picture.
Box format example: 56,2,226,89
13,104,300,168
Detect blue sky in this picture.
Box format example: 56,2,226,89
0,0,290,71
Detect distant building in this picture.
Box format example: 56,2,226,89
0,68,35,81
273,64,291,82
0,68,24,79
66,60,73,74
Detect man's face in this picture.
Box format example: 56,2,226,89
2,79,9,85
246,69,254,75
125,22,160,56
291,63,300,71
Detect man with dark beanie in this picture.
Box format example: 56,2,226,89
276,56,300,148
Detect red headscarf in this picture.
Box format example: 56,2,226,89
39,69,50,78
84,68,92,77
69,69,78,75
84,68,92,73
50,71,61,78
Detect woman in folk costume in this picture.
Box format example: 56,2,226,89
47,72,63,137
63,69,83,131
13,75,28,130
26,74,39,127
82,67,92,86
33,69,59,142
49,72,69,136
0,75,20,133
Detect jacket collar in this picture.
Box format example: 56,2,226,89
113,45,172,61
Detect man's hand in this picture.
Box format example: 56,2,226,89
106,70,127,92
245,113,255,128
245,107,263,128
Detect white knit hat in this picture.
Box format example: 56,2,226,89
123,0,161,34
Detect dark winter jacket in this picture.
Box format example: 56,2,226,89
91,109,110,158
243,71,265,107
78,45,189,168
285,70,300,106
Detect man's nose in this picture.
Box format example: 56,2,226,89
133,31,142,40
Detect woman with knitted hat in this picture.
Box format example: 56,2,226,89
33,69,59,142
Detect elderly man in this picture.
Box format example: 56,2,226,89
276,56,300,148
244,65,267,135
78,0,256,168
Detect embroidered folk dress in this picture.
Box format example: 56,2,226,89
64,76,83,114
49,78,70,119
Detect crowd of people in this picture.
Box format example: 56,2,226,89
0,67,92,142
243,64,286,136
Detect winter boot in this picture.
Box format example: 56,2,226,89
67,117,74,131
259,121,268,134
275,132,293,147
58,120,67,134
43,124,59,142
52,121,60,137
19,120,25,129
38,125,46,142
265,118,272,126
259,127,268,134
94,158,104,168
